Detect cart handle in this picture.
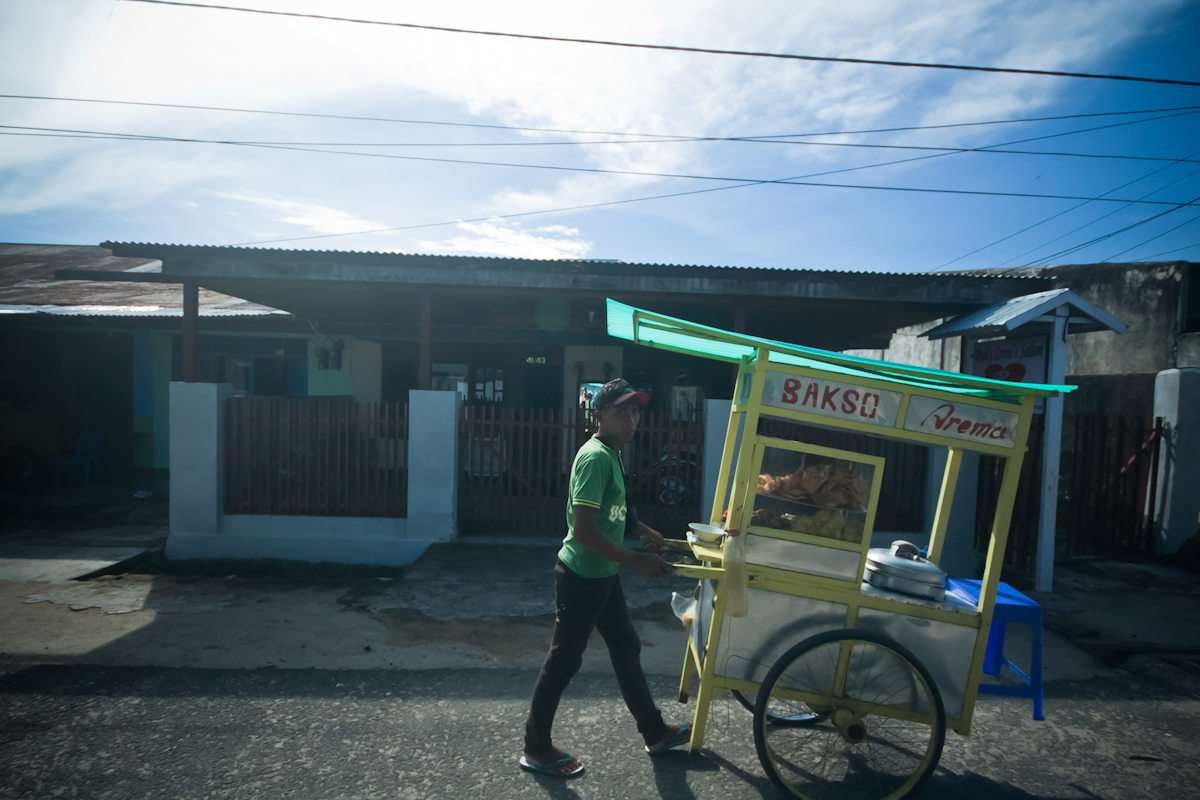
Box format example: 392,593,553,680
671,565,725,581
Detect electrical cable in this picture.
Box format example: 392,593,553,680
1101,212,1200,261
3,123,1195,165
1019,197,1199,265
121,0,1200,87
935,149,1200,270
222,109,1200,245
2,123,1190,207
988,163,1200,268
3,94,1197,144
1134,241,1200,260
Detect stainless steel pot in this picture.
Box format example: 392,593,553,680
864,540,947,601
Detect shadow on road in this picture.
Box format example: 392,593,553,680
923,770,1084,799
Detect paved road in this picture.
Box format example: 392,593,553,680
2,664,1196,800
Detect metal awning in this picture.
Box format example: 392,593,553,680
606,298,1072,400
922,288,1125,340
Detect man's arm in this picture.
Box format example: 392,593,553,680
636,521,667,551
572,504,673,578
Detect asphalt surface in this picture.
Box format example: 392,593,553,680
1,664,1197,800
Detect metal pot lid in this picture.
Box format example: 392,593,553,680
866,540,947,586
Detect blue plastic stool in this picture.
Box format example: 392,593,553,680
947,579,1044,721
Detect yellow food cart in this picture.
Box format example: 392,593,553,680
605,299,1070,800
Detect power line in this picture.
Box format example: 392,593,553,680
935,150,1200,270
225,110,1200,245
7,106,1198,192
4,123,1195,165
1135,241,1200,260
989,163,1200,268
4,93,1197,143
1102,211,1200,261
121,0,1200,87
2,123,1192,207
1020,197,1199,265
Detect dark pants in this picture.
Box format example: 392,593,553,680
524,560,668,753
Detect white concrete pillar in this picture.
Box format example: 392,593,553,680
702,399,737,524
923,447,980,578
168,382,232,537
1152,368,1200,556
407,390,462,542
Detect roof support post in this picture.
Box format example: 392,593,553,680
1035,306,1069,592
181,281,199,383
418,290,433,391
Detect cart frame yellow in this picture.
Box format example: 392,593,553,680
604,299,1069,763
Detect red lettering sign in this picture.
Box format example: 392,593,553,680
782,378,801,404
860,393,879,420
841,389,859,414
803,382,819,408
917,402,1009,443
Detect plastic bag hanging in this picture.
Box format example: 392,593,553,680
723,532,749,618
670,591,697,626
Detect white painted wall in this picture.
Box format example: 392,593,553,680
920,448,980,579
1152,368,1200,556
351,340,382,403
168,381,231,536
702,399,736,525
307,336,352,396
406,390,461,543
305,336,384,402
166,382,458,566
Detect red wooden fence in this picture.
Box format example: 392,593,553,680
1060,414,1163,557
225,397,408,517
458,406,704,536
975,413,1162,572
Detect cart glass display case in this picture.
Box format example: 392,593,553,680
744,438,884,582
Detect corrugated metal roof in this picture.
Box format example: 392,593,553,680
101,241,1052,281
0,244,284,316
0,303,285,318
924,288,1125,339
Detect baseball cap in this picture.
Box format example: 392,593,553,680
592,378,650,411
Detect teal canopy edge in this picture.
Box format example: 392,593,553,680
605,298,1074,400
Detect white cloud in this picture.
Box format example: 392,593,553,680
213,192,389,235
0,0,1191,257
418,219,593,259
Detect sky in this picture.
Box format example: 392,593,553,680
0,0,1197,271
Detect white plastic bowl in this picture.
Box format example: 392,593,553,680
688,523,726,543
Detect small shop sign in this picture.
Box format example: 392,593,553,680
903,396,1019,448
969,335,1048,412
763,371,902,427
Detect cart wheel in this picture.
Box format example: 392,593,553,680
754,629,945,800
731,690,828,727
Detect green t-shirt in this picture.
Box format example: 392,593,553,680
558,436,627,578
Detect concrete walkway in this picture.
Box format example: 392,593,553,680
0,534,1140,689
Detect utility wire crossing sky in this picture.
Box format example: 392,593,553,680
1,0,1197,269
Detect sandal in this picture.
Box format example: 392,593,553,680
519,750,585,778
645,724,692,755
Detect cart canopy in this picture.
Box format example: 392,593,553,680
606,298,1072,403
